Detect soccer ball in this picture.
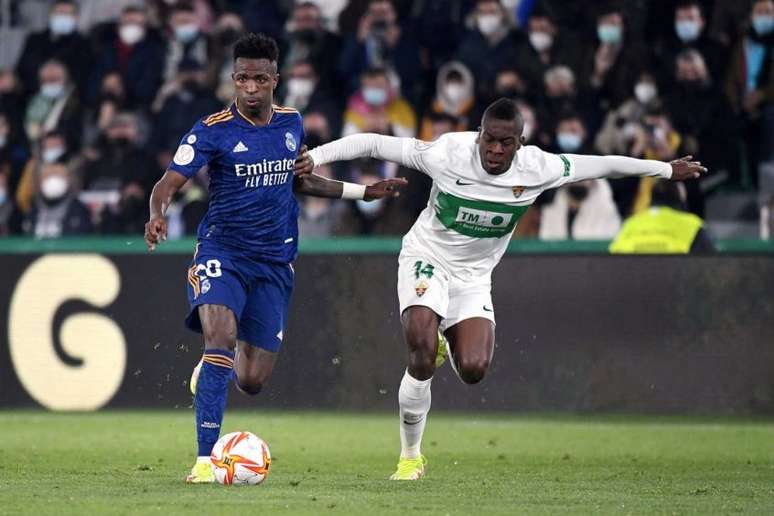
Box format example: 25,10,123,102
210,431,271,485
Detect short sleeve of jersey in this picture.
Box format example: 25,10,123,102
398,135,451,179
535,149,576,191
168,121,220,178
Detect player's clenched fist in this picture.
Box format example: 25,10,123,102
144,216,168,251
294,144,313,176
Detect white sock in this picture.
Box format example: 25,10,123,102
196,456,210,463
398,369,432,459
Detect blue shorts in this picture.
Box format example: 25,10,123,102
185,242,294,352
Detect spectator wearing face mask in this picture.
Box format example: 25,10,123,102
161,2,210,89
279,61,341,133
207,12,246,100
550,114,593,155
582,5,650,111
15,130,77,215
90,5,165,109
15,0,92,100
23,161,92,238
539,178,621,240
537,65,600,138
338,0,423,104
281,2,343,94
418,61,474,141
150,58,222,171
80,113,157,232
596,70,662,157
456,0,521,103
516,8,582,93
666,50,738,182
725,0,774,186
342,67,417,139
654,1,727,85
24,59,83,149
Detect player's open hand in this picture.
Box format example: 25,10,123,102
364,177,408,201
669,155,707,181
144,216,168,252
294,145,314,176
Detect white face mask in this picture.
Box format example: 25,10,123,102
557,132,582,152
287,78,315,97
356,198,385,216
362,87,388,106
675,20,701,42
444,82,468,105
119,23,145,45
42,147,65,163
174,23,199,43
50,14,77,36
634,82,657,104
41,82,65,99
529,31,553,52
41,175,69,200
477,14,502,36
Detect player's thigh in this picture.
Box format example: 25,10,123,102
444,317,495,371
397,253,450,332
238,262,294,354
186,248,246,349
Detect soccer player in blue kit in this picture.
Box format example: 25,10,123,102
143,33,406,483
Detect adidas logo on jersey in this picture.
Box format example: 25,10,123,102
233,141,248,153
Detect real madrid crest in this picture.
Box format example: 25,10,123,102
415,280,429,297
511,186,525,198
285,132,297,152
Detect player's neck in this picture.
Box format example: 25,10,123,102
235,98,273,126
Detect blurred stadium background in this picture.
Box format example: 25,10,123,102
1,0,773,513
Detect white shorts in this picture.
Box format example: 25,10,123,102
397,253,495,332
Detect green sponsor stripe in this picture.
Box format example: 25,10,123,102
434,191,529,238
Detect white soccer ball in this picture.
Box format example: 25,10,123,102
210,431,271,485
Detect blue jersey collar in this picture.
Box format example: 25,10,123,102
232,100,275,127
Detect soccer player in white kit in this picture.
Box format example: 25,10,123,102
295,98,706,480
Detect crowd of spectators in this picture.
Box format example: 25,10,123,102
0,0,771,239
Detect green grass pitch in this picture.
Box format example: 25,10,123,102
1,410,773,515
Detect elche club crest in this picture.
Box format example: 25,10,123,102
415,280,429,297
512,186,525,198
285,132,296,152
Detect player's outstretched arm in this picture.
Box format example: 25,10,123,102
568,153,707,183
293,172,407,200
299,133,420,172
144,170,188,251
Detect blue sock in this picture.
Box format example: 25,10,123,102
195,349,234,457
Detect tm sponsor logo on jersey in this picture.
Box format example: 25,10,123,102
234,158,295,188
455,208,513,230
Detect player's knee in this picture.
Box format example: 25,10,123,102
457,356,490,385
406,334,437,378
236,378,262,396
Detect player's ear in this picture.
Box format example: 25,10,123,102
519,135,526,144
475,126,481,143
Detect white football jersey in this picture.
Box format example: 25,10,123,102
396,132,576,279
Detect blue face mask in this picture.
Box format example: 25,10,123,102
362,87,388,106
753,15,774,36
557,132,582,152
50,14,77,36
174,24,199,43
597,23,622,44
675,20,701,42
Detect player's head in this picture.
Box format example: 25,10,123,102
477,98,525,175
232,33,279,113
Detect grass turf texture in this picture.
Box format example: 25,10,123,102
1,411,773,515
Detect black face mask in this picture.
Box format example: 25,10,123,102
294,28,320,43
567,185,589,201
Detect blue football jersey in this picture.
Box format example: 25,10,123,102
169,103,304,264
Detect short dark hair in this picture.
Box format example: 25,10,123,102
483,98,523,125
676,0,702,11
233,33,279,63
52,0,78,12
651,180,686,209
